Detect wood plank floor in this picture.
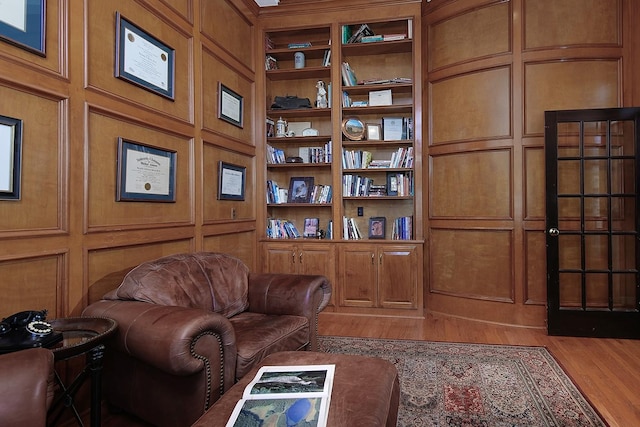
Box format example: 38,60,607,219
101,312,640,427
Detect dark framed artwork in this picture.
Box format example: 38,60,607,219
115,12,175,100
287,177,314,203
217,161,246,200
368,217,386,239
218,82,244,128
0,0,46,56
117,138,176,202
0,115,23,200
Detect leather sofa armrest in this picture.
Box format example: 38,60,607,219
82,300,237,389
0,347,55,427
247,273,332,318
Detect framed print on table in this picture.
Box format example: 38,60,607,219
217,161,246,201
218,82,244,128
117,138,176,202
0,115,23,200
0,0,46,56
115,12,175,100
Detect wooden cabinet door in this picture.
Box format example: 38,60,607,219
299,243,336,307
263,244,297,274
378,245,419,309
338,245,377,307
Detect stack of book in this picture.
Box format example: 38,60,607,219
343,216,363,240
392,216,413,240
266,180,288,204
342,175,374,197
267,219,301,239
309,185,332,204
342,149,372,169
266,145,286,164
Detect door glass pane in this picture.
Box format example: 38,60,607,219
558,197,581,219
585,273,609,309
611,120,636,156
557,122,580,157
583,159,608,194
584,234,609,270
584,197,608,221
559,234,581,270
558,160,580,194
612,235,636,270
612,273,637,311
611,196,635,230
610,159,635,195
583,121,608,157
559,272,582,309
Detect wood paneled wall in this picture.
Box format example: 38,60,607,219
423,0,636,326
0,0,259,318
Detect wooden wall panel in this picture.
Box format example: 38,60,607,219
524,230,546,305
85,1,193,122
431,66,511,144
0,255,63,317
524,146,544,219
158,0,194,23
430,229,513,302
200,0,255,70
523,0,620,49
203,143,255,222
87,240,192,305
86,109,193,231
524,60,620,135
429,1,510,71
202,49,255,142
430,149,512,218
0,0,65,76
203,231,256,269
0,86,65,234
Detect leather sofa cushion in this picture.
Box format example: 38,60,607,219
104,252,249,318
230,312,309,379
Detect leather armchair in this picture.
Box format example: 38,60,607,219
0,347,55,427
82,252,331,427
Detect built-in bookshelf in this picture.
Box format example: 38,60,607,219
260,13,423,317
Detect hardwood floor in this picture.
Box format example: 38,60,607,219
101,312,640,426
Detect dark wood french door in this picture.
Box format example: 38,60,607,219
545,107,640,338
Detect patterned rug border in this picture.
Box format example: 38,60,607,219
318,335,609,427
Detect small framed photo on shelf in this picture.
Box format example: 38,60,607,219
218,82,244,128
366,123,381,141
218,161,246,200
369,217,386,239
115,12,175,100
303,217,319,238
0,115,23,200
386,173,398,196
287,177,314,203
0,0,45,56
117,138,176,202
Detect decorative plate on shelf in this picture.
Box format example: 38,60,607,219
341,117,365,140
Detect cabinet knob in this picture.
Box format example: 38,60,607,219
292,251,296,263
371,253,374,264
379,253,383,264
299,252,303,263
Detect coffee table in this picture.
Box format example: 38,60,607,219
191,351,399,426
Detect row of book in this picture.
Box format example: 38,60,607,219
343,172,412,197
267,218,301,239
342,147,413,169
341,21,412,45
266,180,333,204
267,143,332,165
391,216,413,240
343,216,363,240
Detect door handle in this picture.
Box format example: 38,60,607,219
548,228,560,237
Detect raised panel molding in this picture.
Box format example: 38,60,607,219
86,109,194,232
524,146,545,220
0,86,67,236
524,59,620,135
523,0,620,50
430,228,514,302
524,230,546,305
85,1,194,123
431,66,511,144
430,149,512,219
428,1,510,71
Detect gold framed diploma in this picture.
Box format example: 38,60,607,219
115,12,175,100
0,115,22,200
117,138,176,202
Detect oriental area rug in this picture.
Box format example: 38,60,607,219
318,336,606,427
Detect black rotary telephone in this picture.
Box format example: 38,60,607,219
0,309,63,354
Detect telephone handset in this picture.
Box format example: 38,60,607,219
0,309,63,354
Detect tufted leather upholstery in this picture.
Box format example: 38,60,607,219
82,252,331,427
0,347,55,427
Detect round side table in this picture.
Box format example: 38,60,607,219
47,317,117,427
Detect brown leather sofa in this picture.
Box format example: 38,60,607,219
82,252,331,427
0,347,55,427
